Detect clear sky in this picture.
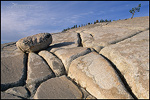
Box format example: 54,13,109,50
1,1,149,44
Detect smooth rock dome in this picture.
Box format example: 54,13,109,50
16,33,52,53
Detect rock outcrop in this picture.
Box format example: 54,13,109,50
1,16,149,99
1,43,27,91
34,75,82,99
26,52,55,97
26,52,55,85
51,47,91,73
38,50,66,76
100,30,149,99
68,52,133,99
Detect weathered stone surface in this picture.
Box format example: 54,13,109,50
16,33,52,53
1,43,27,91
100,30,149,99
26,52,54,85
38,50,66,76
47,32,81,52
79,32,94,48
1,92,22,99
68,52,132,99
1,42,17,51
5,86,29,98
103,16,149,30
77,16,149,51
80,28,146,49
34,75,82,99
52,47,91,73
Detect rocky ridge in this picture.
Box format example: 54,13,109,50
1,16,149,99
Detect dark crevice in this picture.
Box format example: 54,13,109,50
24,54,31,98
77,33,83,47
90,48,99,53
24,53,28,84
25,86,31,98
89,34,94,38
110,28,149,44
106,22,109,25
100,54,138,99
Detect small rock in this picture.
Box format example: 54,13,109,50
34,75,82,99
79,32,94,48
53,47,91,73
38,50,66,77
5,86,29,98
16,33,52,53
26,52,55,85
1,92,22,99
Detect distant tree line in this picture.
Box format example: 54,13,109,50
62,19,111,32
61,4,142,32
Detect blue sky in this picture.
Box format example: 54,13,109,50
1,1,149,44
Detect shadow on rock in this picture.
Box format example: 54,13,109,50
47,42,75,51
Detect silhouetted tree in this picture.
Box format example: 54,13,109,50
129,4,141,19
62,29,67,32
73,25,76,28
75,25,77,28
100,19,104,22
96,20,99,23
67,27,70,30
105,19,108,22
